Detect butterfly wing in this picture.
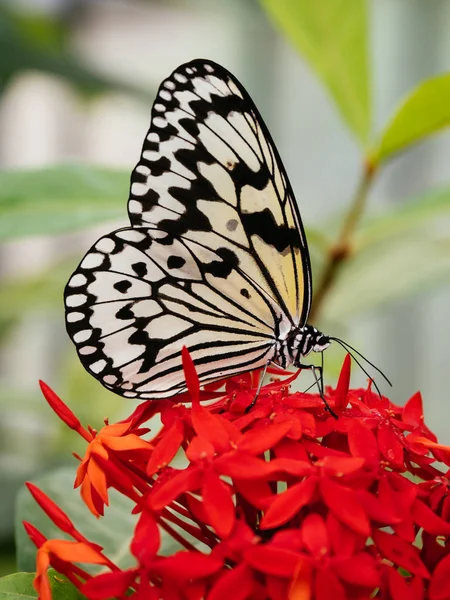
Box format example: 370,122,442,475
65,59,314,399
64,226,281,398
128,59,312,326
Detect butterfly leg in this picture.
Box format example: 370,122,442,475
298,363,338,419
244,361,270,413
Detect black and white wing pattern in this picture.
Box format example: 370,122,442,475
65,227,281,398
128,60,312,325
65,59,313,399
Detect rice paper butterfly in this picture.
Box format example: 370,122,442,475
64,59,332,401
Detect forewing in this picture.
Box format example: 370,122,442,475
128,59,312,325
64,227,279,399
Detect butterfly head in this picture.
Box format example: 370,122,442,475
277,324,330,369
310,328,331,354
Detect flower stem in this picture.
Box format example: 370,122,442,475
310,157,377,322
158,516,203,552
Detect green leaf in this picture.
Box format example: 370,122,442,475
373,74,450,163
47,571,86,600
0,165,129,241
0,572,37,599
259,0,371,143
0,571,85,600
15,468,138,573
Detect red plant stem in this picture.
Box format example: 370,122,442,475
165,501,219,546
159,505,218,547
114,457,155,495
157,518,200,552
119,456,220,547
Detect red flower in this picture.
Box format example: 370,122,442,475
27,351,450,599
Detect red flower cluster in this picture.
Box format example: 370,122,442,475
26,350,450,600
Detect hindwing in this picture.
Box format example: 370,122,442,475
65,227,285,398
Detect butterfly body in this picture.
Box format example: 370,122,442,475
65,59,332,400
277,325,330,370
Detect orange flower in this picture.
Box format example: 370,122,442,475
75,421,151,516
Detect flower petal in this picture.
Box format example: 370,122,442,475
347,418,380,465
260,477,317,530
244,545,302,578
411,498,450,536
23,522,46,549
319,455,365,477
82,569,137,600
186,436,215,462
334,353,351,412
191,405,231,454
26,484,79,538
202,471,235,539
402,391,424,428
34,548,51,600
326,514,360,558
332,552,380,587
147,419,185,476
356,489,400,525
377,423,404,469
46,539,108,564
39,380,86,436
386,566,423,600
233,478,273,510
314,568,346,600
320,477,370,537
208,563,255,600
429,553,450,600
238,421,292,455
131,511,160,564
372,530,430,579
300,513,329,558
273,438,310,462
216,453,312,480
149,467,203,511
155,551,223,580
182,346,200,404
288,561,312,600
392,515,416,543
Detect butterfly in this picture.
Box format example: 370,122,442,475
64,59,334,402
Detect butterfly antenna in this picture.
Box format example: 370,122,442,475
330,337,391,397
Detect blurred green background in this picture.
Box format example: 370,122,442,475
1,0,450,578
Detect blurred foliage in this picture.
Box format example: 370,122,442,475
373,74,450,163
0,165,128,241
260,0,371,144
0,570,84,599
15,468,137,573
1,0,450,586
324,186,450,320
0,3,147,99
